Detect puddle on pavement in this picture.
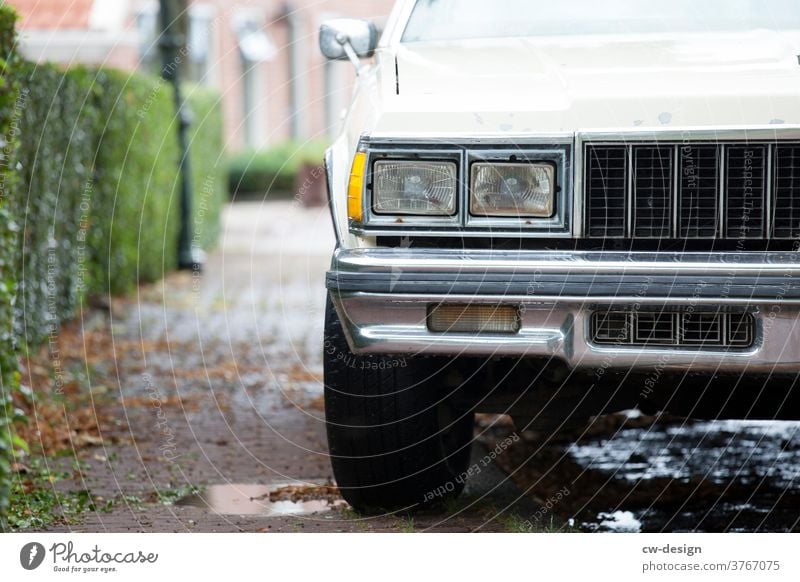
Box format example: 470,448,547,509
176,484,346,516
567,420,800,532
568,420,800,488
491,416,800,532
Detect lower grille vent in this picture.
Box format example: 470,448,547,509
590,311,754,349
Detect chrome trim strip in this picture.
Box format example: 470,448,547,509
337,290,800,306
718,144,727,240
578,126,800,143
331,290,800,308
331,247,800,276
573,134,583,237
625,145,634,238
349,226,568,238
767,143,774,238
672,144,680,239
366,133,575,145
324,148,342,245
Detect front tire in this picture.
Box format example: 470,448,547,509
323,295,474,512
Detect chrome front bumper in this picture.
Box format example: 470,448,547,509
326,248,800,373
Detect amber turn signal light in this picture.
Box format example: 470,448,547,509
347,152,367,222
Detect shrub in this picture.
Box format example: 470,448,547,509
10,64,226,321
88,68,181,295
0,2,19,532
57,66,101,311
227,140,327,199
185,84,226,250
10,63,96,344
0,12,226,525
7,67,227,332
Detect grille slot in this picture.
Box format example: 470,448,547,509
590,311,755,349
725,146,767,239
773,145,800,239
727,313,756,347
634,311,676,344
633,147,673,238
584,142,792,241
678,145,719,238
586,145,627,238
681,313,722,345
592,311,630,343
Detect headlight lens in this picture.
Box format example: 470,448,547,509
372,160,458,216
470,163,555,217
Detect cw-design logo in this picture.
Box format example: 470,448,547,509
20,542,46,570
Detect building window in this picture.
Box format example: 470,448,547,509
287,11,308,139
240,58,263,149
234,13,276,149
136,5,159,76
188,6,216,86
136,3,216,86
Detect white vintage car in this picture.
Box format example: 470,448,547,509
319,0,800,511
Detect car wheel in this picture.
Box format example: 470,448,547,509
323,294,474,513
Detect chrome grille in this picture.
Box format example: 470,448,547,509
584,142,799,240
590,311,755,349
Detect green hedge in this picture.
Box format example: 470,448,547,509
11,63,96,343
12,69,227,312
0,4,226,526
186,84,226,249
90,68,181,294
0,4,19,532
227,140,327,198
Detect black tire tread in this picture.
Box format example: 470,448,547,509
324,296,472,512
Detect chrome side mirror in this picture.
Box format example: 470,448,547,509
319,18,378,70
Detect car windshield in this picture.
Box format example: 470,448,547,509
402,0,800,42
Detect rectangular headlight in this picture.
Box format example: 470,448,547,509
470,162,555,218
372,160,457,216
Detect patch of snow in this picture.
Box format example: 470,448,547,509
597,511,642,533
622,409,644,419
687,421,799,441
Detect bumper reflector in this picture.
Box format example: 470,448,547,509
427,304,521,334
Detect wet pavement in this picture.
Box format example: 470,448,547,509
489,413,799,532
43,201,799,532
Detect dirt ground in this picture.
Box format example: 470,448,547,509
19,201,799,533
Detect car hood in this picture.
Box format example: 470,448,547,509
370,32,800,137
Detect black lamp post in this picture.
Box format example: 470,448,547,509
158,0,200,271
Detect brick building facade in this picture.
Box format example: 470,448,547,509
9,0,396,150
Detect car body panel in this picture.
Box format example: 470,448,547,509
323,1,800,379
